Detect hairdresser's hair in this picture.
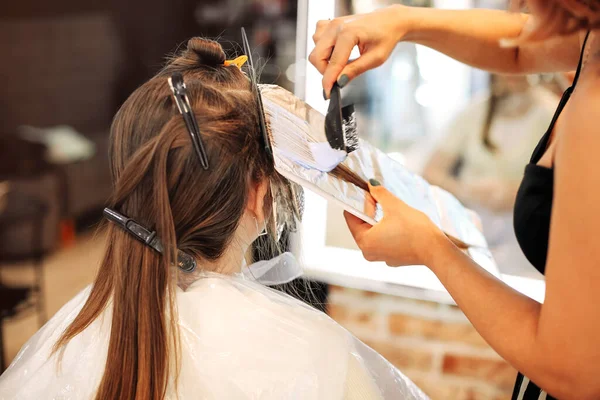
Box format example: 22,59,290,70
53,37,368,400
511,0,600,43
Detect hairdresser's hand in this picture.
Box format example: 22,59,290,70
345,180,445,267
310,5,410,96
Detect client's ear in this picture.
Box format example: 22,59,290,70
247,179,270,223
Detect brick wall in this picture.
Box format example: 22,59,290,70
327,285,516,400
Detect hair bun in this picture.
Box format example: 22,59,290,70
185,38,226,68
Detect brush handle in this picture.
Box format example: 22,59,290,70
325,83,346,152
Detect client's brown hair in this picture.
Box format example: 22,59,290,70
331,164,369,191
510,0,600,43
53,38,280,400
53,37,368,400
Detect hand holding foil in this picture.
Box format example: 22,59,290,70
262,84,496,274
345,181,451,267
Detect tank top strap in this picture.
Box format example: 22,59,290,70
530,30,591,163
572,30,591,87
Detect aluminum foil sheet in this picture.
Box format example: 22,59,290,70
261,84,495,271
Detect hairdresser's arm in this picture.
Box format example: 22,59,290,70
344,98,600,397
346,108,600,399
311,6,581,94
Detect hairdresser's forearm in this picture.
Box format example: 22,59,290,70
423,233,574,395
400,7,575,74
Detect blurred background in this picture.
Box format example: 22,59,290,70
0,0,564,398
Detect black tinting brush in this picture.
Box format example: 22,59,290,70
324,82,358,154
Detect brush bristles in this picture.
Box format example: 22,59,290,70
263,97,348,172
341,104,358,154
343,113,358,154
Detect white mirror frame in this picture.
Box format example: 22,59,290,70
294,0,546,304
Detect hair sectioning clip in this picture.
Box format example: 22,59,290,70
168,72,210,170
241,27,272,158
103,208,197,273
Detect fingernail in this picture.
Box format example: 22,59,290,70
337,74,349,88
369,179,381,187
323,88,328,100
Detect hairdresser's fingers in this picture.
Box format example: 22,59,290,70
321,29,358,94
344,211,371,244
344,211,384,262
309,22,340,75
364,192,377,220
312,19,332,44
309,41,334,76
335,49,388,86
367,182,403,214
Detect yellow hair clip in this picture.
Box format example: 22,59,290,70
223,55,248,69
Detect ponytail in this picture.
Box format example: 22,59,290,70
54,130,181,400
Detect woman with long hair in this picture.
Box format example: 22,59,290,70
311,0,600,398
0,38,425,399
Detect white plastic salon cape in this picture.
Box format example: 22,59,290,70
0,253,428,399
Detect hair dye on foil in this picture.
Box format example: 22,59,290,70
261,84,497,274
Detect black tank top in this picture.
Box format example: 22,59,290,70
511,31,590,400
513,31,590,274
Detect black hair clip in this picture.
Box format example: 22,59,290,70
240,27,272,158
103,208,197,273
168,72,210,170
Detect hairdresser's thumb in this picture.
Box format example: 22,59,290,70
368,179,397,210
